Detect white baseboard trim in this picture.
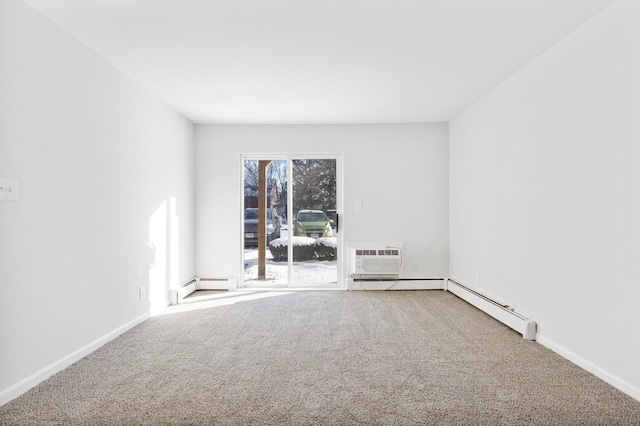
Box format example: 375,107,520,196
537,335,640,402
0,312,149,407
348,278,445,291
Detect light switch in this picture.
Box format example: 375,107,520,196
355,202,362,211
0,178,18,201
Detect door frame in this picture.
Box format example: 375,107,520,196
240,152,344,289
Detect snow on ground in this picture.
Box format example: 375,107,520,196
269,236,316,247
244,248,337,285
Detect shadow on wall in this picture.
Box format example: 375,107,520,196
148,197,180,312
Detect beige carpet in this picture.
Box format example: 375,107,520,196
1,290,639,425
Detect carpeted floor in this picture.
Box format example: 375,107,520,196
1,290,639,425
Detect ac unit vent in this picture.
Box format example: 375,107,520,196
352,245,402,276
355,249,400,256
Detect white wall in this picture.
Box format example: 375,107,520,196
0,0,195,402
450,0,640,399
196,124,449,283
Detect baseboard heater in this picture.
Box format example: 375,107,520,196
170,277,237,305
445,279,536,340
348,277,445,291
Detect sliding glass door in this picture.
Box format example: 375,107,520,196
242,155,341,288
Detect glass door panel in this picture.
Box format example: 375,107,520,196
243,159,288,286
291,159,338,286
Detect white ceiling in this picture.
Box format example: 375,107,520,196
22,0,615,124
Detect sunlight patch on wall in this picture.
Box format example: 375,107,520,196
149,200,167,311
148,197,182,312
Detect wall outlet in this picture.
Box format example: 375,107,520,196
139,286,146,300
0,178,18,201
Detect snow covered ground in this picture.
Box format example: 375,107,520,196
243,248,337,286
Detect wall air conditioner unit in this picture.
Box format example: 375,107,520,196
351,246,402,279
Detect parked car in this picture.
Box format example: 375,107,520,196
294,210,333,238
244,208,281,247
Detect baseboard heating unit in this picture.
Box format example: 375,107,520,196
348,277,445,291
170,277,237,304
445,279,536,340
